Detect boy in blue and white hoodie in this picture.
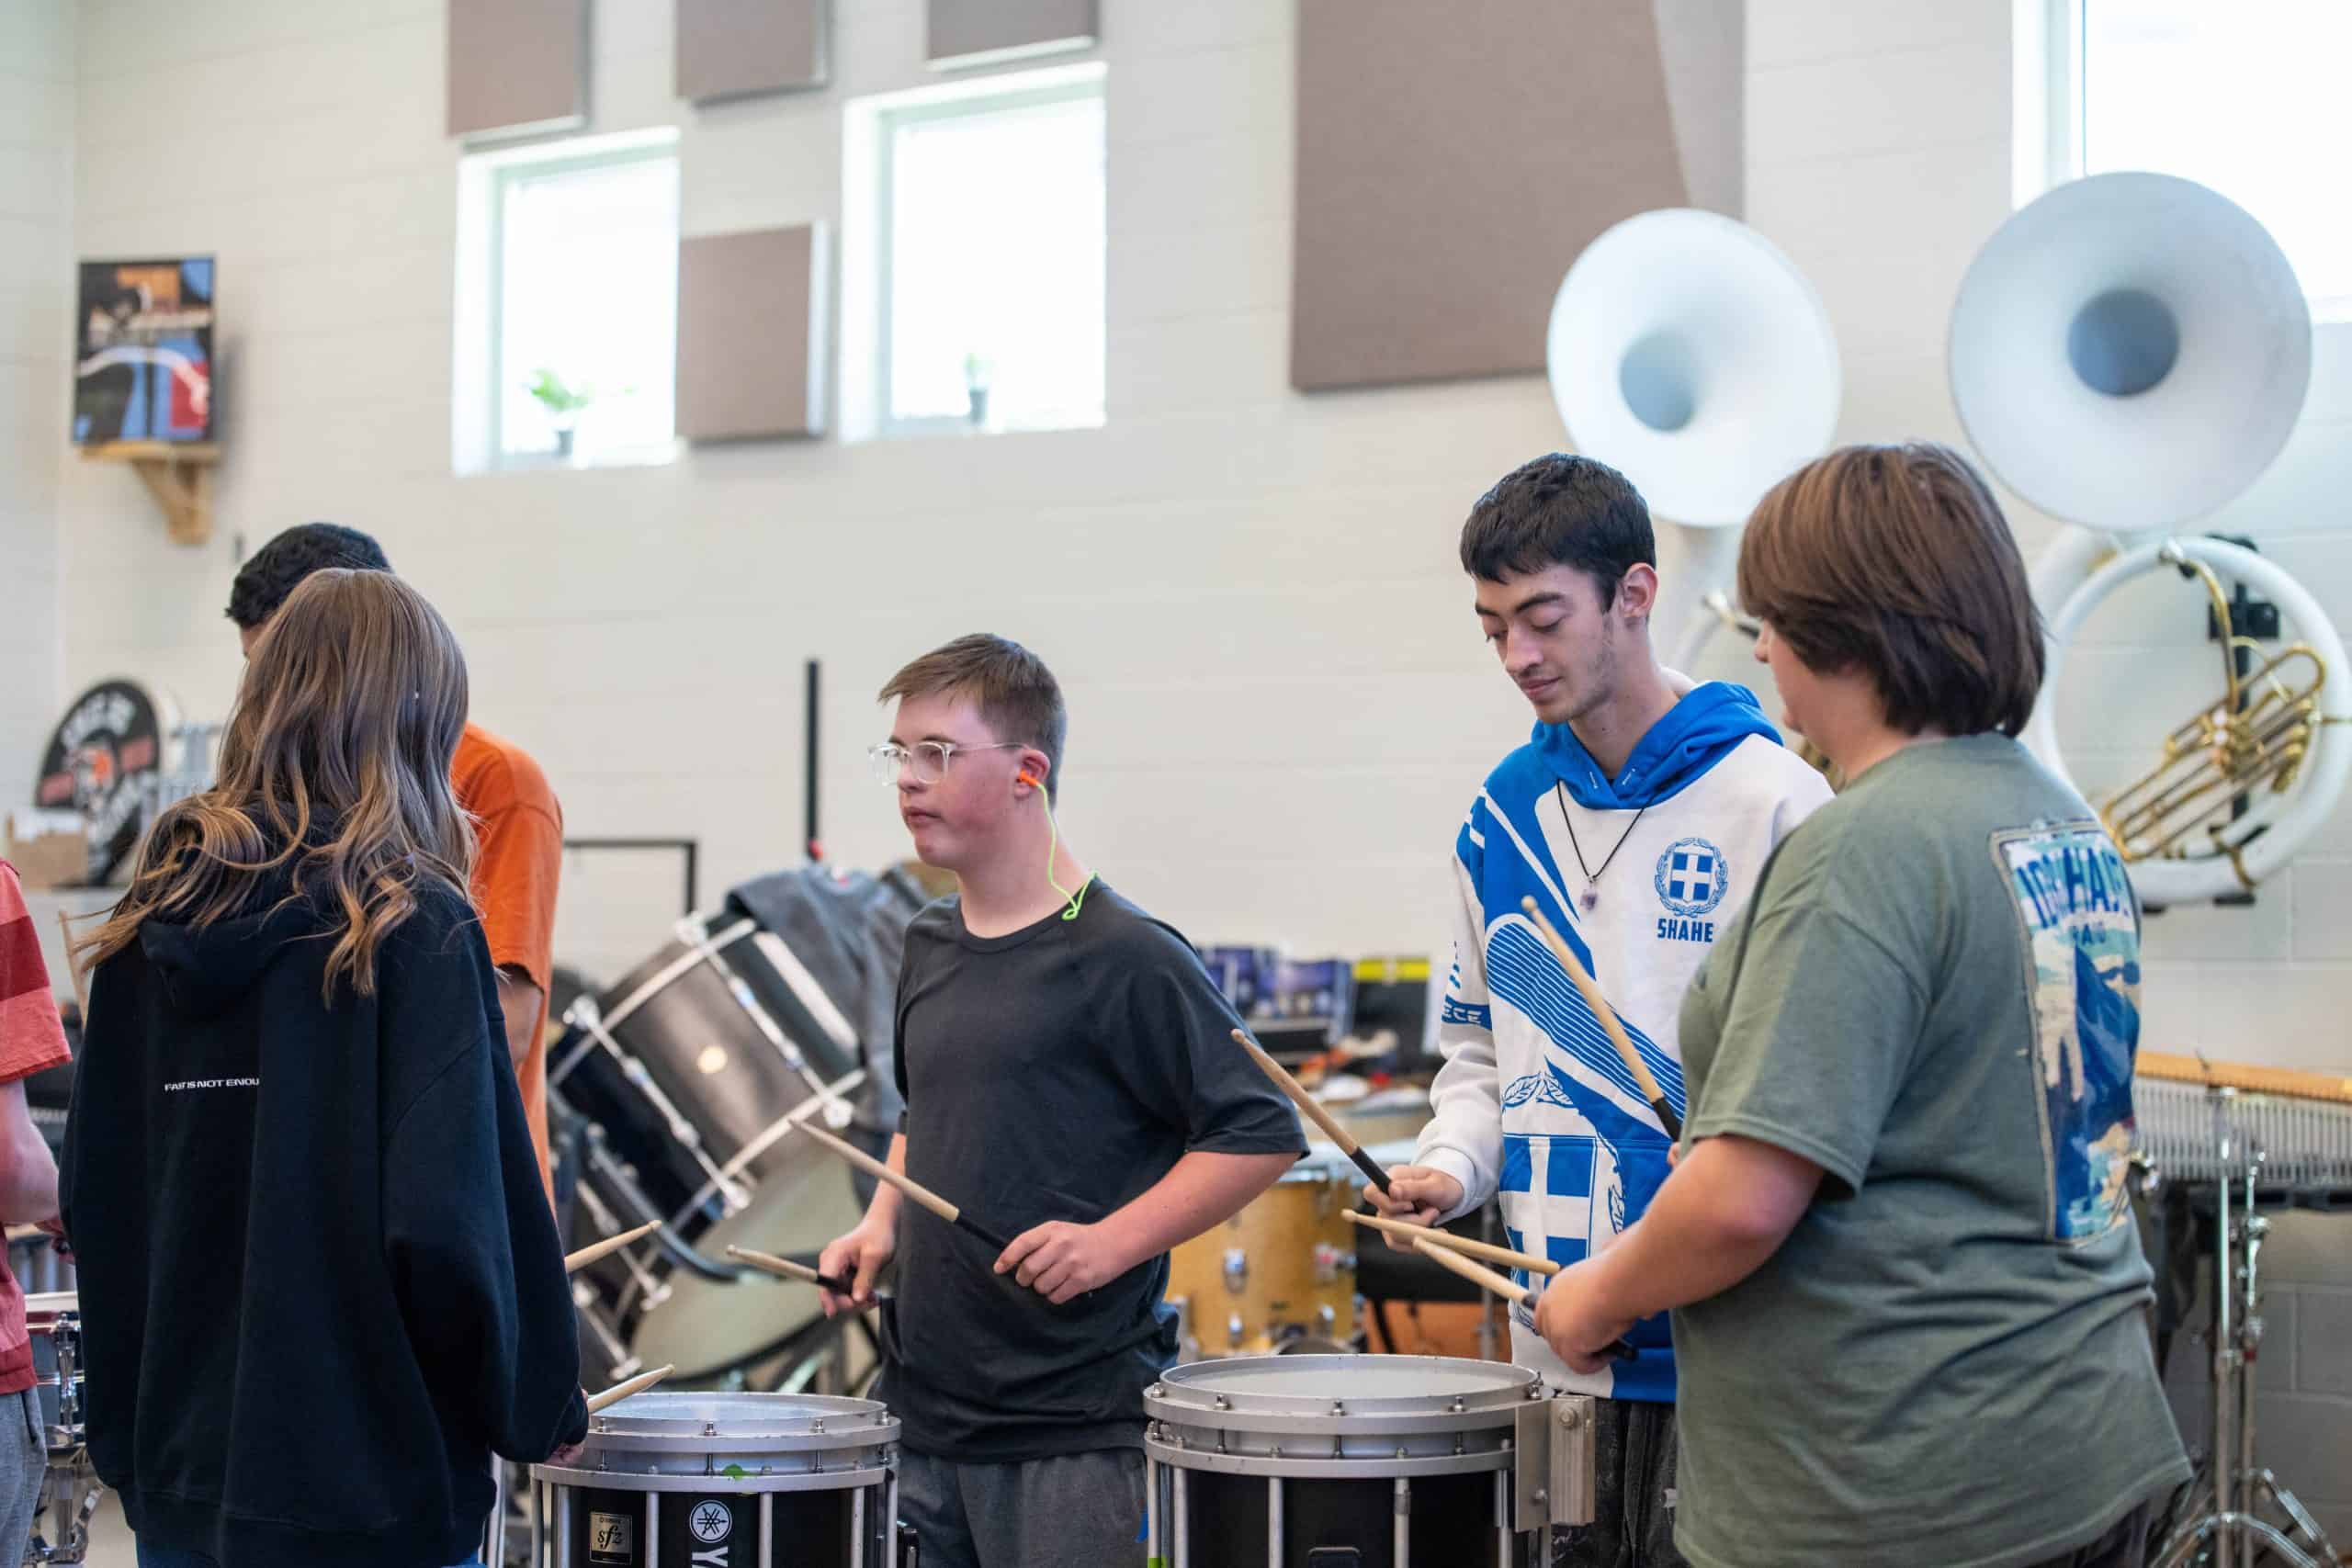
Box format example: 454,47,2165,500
1370,455,1828,1567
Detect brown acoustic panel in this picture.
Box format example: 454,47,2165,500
928,0,1098,70
1292,0,1742,392
677,0,830,102
447,0,588,140
676,225,830,441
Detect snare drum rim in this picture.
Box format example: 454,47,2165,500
1140,1436,1515,1482
1148,1353,1541,1424
583,1389,893,1428
529,1461,896,1495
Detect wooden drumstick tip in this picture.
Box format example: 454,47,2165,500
54,909,89,1017
726,1245,854,1296
565,1219,661,1275
788,1117,965,1228
1230,1028,1392,1193
1411,1235,1529,1305
585,1363,673,1415
1518,896,1683,1139
1344,1208,1562,1277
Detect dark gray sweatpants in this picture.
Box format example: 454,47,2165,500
897,1447,1147,1568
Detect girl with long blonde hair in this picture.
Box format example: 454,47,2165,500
60,569,586,1568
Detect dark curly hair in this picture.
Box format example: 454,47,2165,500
1458,454,1656,609
225,523,392,630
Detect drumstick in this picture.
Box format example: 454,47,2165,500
1409,1237,1634,1362
787,1120,1015,1253
1345,1209,1561,1277
1412,1234,1530,1303
1231,1029,1393,1196
55,911,88,1016
726,1244,856,1297
585,1363,672,1415
565,1220,660,1275
1520,898,1684,1141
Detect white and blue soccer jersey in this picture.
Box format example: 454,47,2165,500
1416,684,1831,1401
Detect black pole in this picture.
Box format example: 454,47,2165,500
805,658,822,862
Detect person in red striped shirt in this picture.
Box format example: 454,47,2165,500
0,860,72,1556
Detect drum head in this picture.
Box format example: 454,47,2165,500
585,1389,888,1438
625,1150,865,1381
565,918,864,1210
1159,1353,1532,1409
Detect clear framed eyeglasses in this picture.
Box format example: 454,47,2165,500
867,739,1022,786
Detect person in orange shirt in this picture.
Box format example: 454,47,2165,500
226,524,563,1201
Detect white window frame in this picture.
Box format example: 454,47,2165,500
451,126,682,476
2016,0,2084,208
2023,0,2350,321
842,66,1107,444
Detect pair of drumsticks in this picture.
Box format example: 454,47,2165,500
1234,897,1669,1359
560,1232,850,1420
564,1220,863,1297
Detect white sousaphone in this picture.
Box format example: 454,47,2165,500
1957,172,2344,905
1546,211,1843,671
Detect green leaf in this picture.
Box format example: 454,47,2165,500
720,1463,747,1481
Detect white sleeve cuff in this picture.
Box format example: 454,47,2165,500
1411,1145,1488,1225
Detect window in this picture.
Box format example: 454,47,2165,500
845,69,1105,439
455,130,680,471
2038,1,2352,320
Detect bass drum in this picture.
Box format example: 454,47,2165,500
553,908,876,1385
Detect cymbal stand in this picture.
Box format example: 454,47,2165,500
2153,1088,2343,1568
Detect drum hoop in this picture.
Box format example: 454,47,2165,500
1151,1353,1539,1415
1146,1404,1528,1439
1142,1438,1514,1482
569,1389,891,1429
597,917,762,1038
665,1067,867,1226
530,1461,895,1495
745,928,860,1055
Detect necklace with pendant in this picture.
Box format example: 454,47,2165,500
1555,781,1649,914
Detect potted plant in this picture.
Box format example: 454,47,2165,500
526,367,594,457
962,351,992,429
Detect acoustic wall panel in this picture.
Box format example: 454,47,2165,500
678,0,831,103
676,225,831,441
447,0,588,140
1291,0,1743,392
928,0,1098,71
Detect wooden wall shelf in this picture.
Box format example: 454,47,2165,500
81,441,220,546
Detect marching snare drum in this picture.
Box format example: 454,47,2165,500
1144,1354,1593,1568
1169,1150,1359,1358
529,1391,902,1568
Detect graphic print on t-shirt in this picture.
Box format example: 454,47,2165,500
1995,824,2141,1243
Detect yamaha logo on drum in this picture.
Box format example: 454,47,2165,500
688,1499,733,1545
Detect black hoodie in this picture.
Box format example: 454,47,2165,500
59,874,587,1568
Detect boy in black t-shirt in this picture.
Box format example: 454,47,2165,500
817,635,1303,1568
